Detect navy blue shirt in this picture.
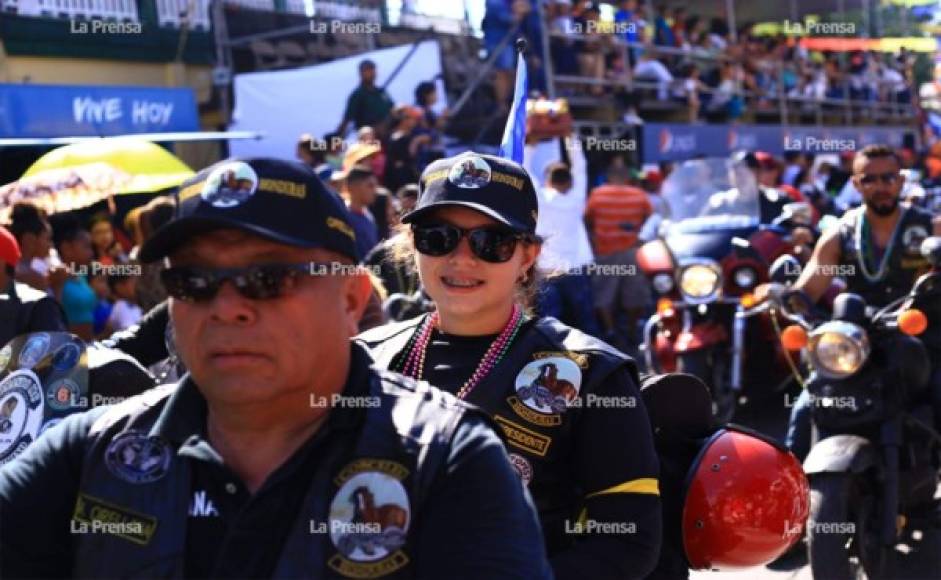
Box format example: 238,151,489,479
0,344,552,579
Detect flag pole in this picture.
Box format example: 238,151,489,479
499,37,529,163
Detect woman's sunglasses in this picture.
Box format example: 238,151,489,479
161,262,334,303
411,223,533,263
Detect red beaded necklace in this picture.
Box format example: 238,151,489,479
400,305,525,400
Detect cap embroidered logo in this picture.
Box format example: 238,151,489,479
201,161,259,208
447,156,492,189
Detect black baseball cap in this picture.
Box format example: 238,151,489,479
402,152,538,234
139,157,359,263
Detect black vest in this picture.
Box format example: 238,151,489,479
71,367,475,578
838,205,934,307
357,316,638,555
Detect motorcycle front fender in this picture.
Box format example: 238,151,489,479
804,434,880,475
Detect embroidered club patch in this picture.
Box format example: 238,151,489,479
51,342,83,372
902,225,929,254
0,370,45,464
105,431,172,484
508,453,533,486
46,378,82,411
72,493,158,545
0,344,12,371
201,161,259,208
18,333,51,369
327,460,411,577
513,357,583,416
447,155,492,189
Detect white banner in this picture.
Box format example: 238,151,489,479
229,41,446,159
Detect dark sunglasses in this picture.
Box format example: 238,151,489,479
161,262,335,303
859,172,899,186
411,223,532,263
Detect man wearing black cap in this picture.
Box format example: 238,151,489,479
0,158,551,579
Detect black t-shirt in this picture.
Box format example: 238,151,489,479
420,327,505,394
398,319,662,579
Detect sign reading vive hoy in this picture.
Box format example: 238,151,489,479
642,123,914,162
0,84,199,138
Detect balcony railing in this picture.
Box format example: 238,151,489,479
155,0,209,30
3,0,139,20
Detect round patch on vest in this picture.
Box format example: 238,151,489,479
201,161,259,208
448,155,492,189
328,471,411,563
105,431,172,484
508,453,533,486
51,342,83,372
514,357,583,415
0,370,45,464
902,224,929,254
0,344,12,371
18,333,51,369
46,378,81,412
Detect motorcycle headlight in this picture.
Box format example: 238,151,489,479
679,263,721,301
733,267,757,289
652,273,674,294
808,321,870,379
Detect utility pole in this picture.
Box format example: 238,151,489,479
212,0,232,127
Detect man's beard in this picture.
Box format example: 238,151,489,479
865,195,899,217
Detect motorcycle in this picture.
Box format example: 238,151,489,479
637,157,811,421
773,236,941,580
0,332,156,465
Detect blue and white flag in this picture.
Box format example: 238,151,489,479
499,47,528,164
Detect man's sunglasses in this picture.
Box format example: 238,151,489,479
161,262,335,303
858,172,900,186
411,223,534,263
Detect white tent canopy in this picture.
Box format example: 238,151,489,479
229,40,447,159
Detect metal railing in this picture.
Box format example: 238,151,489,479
545,29,917,127
4,0,139,20
155,0,210,30
224,0,275,11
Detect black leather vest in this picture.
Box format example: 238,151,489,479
838,205,934,307
71,368,473,578
357,316,638,555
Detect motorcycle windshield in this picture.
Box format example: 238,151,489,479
661,158,761,234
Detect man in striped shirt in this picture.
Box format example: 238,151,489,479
585,164,653,350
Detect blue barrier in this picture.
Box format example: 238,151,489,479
643,123,912,162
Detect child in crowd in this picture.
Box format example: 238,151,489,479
107,271,142,331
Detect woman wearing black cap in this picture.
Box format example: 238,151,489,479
358,152,662,579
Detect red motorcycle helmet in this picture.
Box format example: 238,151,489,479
682,425,809,570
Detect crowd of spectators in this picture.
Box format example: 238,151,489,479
484,0,917,123
0,197,175,346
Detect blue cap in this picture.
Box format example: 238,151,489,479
139,157,359,262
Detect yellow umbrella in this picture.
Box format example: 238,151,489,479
0,138,194,219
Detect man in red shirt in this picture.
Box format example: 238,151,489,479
584,164,653,349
